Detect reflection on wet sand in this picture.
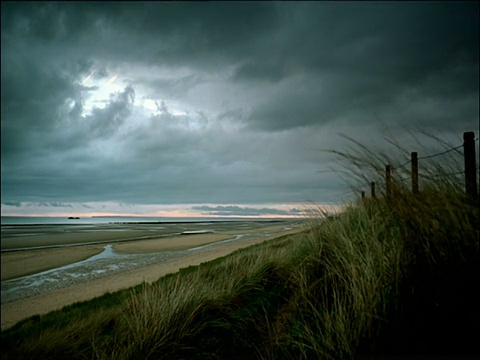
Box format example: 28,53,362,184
1,220,306,304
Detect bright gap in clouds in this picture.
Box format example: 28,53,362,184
143,99,159,113
81,66,189,119
81,70,125,115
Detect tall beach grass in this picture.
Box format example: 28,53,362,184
2,133,478,359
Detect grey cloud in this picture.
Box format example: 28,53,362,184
192,205,304,217
42,202,74,208
84,86,135,137
124,109,203,169
41,85,136,155
233,60,289,83
247,77,329,131
142,75,205,99
2,201,23,207
1,2,122,45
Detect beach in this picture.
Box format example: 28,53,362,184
1,220,304,330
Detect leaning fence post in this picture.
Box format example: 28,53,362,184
463,131,478,199
386,165,392,199
371,181,376,198
411,152,419,194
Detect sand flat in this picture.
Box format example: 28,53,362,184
1,229,167,250
1,245,106,281
113,233,234,253
1,234,233,280
1,231,302,331
1,221,306,330
1,222,299,280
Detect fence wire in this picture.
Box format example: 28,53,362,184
397,159,411,169
361,135,478,198
417,143,464,160
419,170,465,181
394,137,479,169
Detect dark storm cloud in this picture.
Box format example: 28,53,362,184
1,2,278,69
243,2,479,131
1,56,79,163
1,2,478,212
233,60,289,83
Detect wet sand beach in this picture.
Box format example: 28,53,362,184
1,220,305,330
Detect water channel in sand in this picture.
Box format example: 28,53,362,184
1,234,249,304
1,223,274,306
1,221,307,330
1,220,307,330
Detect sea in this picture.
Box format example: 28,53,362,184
0,216,281,226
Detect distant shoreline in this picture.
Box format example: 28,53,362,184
1,219,305,252
1,216,299,226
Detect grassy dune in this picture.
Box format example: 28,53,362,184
2,140,479,359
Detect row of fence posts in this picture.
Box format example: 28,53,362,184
360,131,478,201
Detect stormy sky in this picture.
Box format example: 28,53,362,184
1,2,478,217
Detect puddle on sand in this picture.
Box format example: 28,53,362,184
188,234,245,251
1,245,122,302
1,244,187,304
1,231,260,303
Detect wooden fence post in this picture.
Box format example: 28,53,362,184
371,181,376,198
411,152,419,194
386,165,392,199
361,191,366,200
463,131,478,199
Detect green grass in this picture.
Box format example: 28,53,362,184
2,136,479,359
